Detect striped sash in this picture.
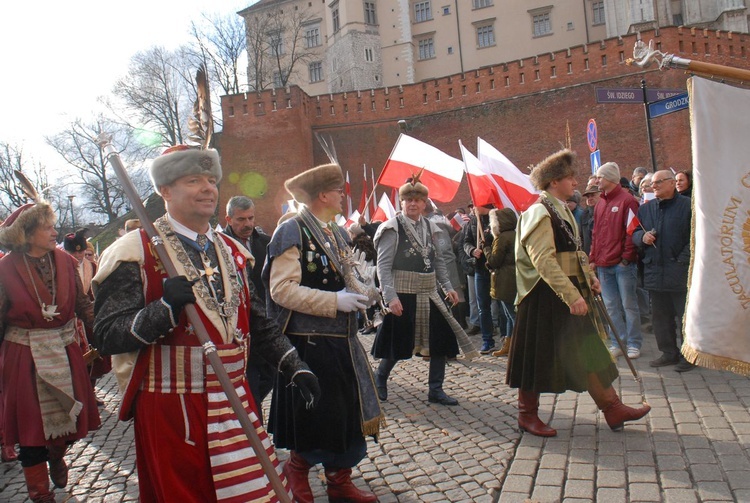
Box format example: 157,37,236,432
205,346,287,503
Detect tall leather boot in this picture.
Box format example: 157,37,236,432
491,337,512,357
375,359,397,402
587,374,651,431
23,463,56,502
517,390,557,437
325,467,377,503
427,356,458,405
48,443,68,488
282,451,314,503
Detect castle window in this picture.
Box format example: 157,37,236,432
364,2,377,25
418,38,435,60
309,62,323,83
332,8,340,32
365,48,374,62
473,0,493,8
476,23,495,48
305,27,321,48
415,1,432,23
592,1,605,25
531,9,552,37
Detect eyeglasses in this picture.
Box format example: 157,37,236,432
331,188,345,194
651,178,674,187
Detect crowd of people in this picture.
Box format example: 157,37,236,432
0,142,695,502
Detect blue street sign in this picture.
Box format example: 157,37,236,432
587,119,598,152
648,92,689,118
590,150,601,174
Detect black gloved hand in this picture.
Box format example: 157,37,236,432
162,276,197,316
293,371,321,410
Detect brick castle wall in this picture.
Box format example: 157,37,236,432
219,26,750,231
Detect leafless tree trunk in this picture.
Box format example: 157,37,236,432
188,12,247,95
45,118,150,224
0,142,51,218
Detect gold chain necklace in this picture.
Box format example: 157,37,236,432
23,253,60,321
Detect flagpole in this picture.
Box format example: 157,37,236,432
376,133,405,185
628,39,750,82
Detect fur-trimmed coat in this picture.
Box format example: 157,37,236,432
484,208,518,303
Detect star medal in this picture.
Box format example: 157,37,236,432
307,262,318,273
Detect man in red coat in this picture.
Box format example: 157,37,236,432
0,200,101,502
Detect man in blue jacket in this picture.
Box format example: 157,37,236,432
632,170,694,372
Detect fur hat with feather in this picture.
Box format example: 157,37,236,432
0,171,56,253
398,168,429,200
529,149,577,191
284,163,344,206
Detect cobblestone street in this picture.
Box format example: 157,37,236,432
3,331,750,502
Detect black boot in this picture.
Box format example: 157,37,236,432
375,359,397,402
427,356,458,406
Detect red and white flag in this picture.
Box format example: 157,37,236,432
477,138,538,211
345,171,353,218
358,165,370,221
459,141,514,210
625,208,641,236
370,166,378,216
371,193,397,223
377,134,464,203
450,212,470,232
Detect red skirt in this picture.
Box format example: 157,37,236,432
1,340,101,446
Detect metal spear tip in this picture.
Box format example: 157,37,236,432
95,132,114,149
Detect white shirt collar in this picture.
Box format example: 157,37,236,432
167,214,215,242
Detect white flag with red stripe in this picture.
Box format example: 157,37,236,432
625,208,641,236
357,165,370,221
459,141,514,210
377,134,464,203
477,138,538,211
371,193,397,223
450,212,470,232
345,171,353,217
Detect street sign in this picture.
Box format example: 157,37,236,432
595,88,684,103
648,92,689,118
587,119,598,152
590,150,601,174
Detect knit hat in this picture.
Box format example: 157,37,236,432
63,228,88,252
0,202,56,253
596,162,620,184
284,163,344,205
567,190,581,204
529,149,577,191
149,145,222,195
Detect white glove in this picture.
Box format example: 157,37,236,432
336,289,368,312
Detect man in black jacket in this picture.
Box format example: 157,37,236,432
632,170,694,372
222,196,276,415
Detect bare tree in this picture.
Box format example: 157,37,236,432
112,47,194,147
188,12,247,95
0,142,51,218
46,117,149,224
241,5,316,90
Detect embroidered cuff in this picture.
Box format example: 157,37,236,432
288,368,315,386
130,310,156,345
277,347,297,374
160,298,179,328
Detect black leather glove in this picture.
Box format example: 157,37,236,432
162,276,197,316
292,370,321,410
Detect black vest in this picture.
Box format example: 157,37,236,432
393,219,435,273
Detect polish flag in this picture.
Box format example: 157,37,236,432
477,138,538,211
459,141,515,210
371,193,397,223
357,165,370,221
626,208,641,236
450,212,470,232
345,171,353,217
370,166,378,216
342,209,361,228
377,134,464,203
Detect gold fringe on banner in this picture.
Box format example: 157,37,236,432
682,343,750,377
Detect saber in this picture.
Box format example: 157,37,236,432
96,134,291,503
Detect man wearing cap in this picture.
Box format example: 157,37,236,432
93,145,320,503
580,182,600,256
372,177,478,407
263,163,383,503
63,229,111,400
507,149,650,437
0,199,100,502
590,162,643,359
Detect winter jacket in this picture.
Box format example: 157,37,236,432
453,225,475,276
484,208,517,303
463,213,493,273
589,184,640,267
632,194,691,292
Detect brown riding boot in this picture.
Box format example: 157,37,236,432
23,463,56,502
517,390,557,437
491,337,511,357
48,444,69,489
325,467,377,503
587,374,651,431
283,451,314,503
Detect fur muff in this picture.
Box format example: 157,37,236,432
284,163,344,205
0,202,56,252
529,149,577,191
149,146,221,194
